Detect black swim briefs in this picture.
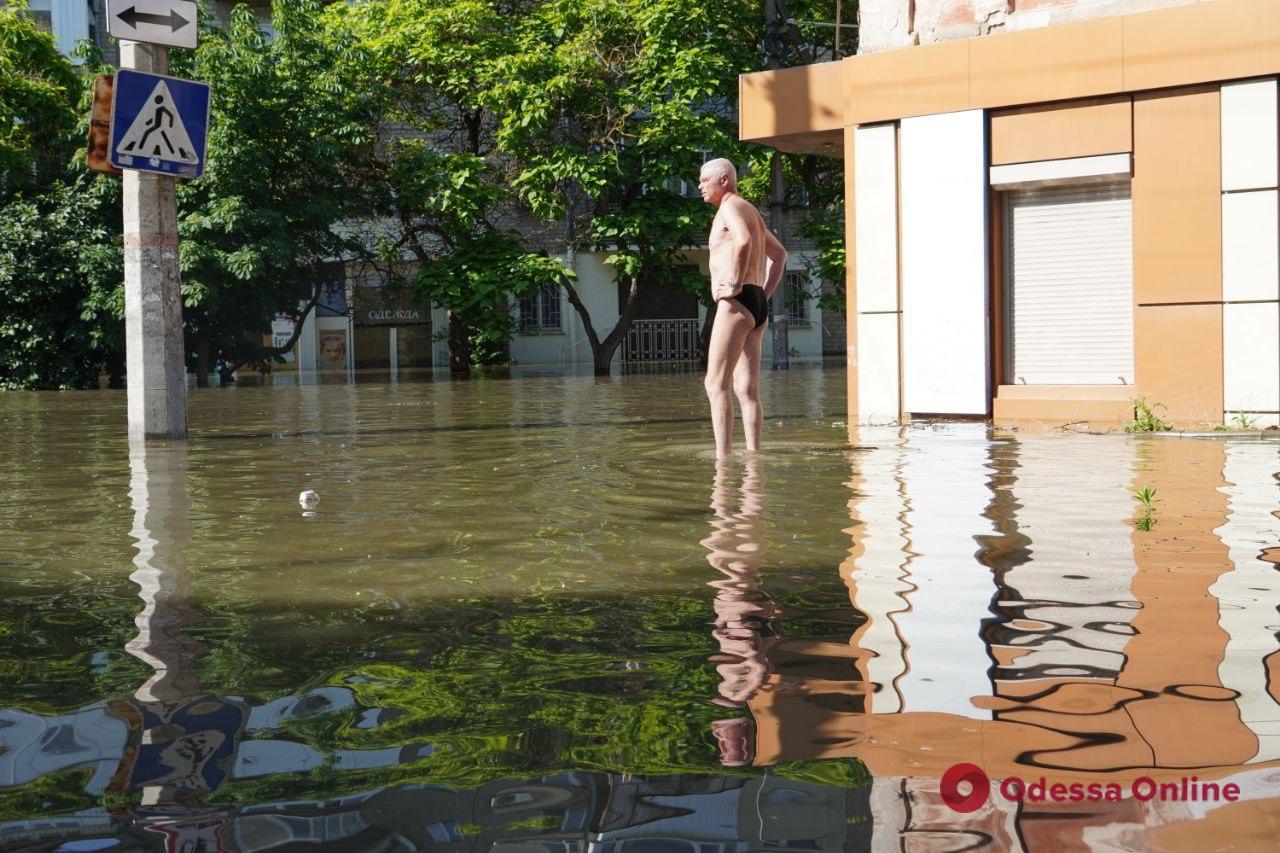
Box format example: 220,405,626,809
729,284,768,329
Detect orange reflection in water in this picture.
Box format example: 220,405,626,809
736,426,1280,849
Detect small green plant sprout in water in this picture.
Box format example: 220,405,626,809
1230,412,1258,430
1133,485,1159,531
1125,398,1172,433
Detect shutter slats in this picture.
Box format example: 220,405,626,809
1007,185,1134,385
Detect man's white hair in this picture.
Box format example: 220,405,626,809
701,157,737,184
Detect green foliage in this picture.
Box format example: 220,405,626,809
0,768,94,820
172,0,381,374
0,3,79,195
1230,412,1258,430
0,175,124,389
1133,485,1158,531
490,0,759,368
1125,397,1171,433
796,200,845,313
340,0,563,372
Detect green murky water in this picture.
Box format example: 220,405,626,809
1,364,1279,850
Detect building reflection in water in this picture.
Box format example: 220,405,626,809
757,426,1280,849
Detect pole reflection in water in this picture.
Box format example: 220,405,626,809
123,443,245,820
703,456,774,767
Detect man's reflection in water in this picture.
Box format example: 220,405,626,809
703,456,777,767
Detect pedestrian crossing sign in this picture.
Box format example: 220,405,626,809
109,68,210,178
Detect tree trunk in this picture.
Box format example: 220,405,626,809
195,331,210,388
447,311,470,376
768,149,790,370
593,339,620,376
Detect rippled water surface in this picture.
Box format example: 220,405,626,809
2,365,1279,850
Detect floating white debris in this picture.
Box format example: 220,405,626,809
299,489,320,507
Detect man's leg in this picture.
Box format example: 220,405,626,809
733,323,767,451
705,299,754,459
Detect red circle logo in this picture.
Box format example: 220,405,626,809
941,763,990,813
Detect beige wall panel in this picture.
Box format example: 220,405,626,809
1223,302,1280,413
844,40,969,126
1223,190,1280,302
738,61,844,142
990,97,1132,166
1222,77,1279,192
969,17,1125,110
1123,0,1277,94
1133,88,1222,305
854,124,899,313
1135,303,1224,425
829,0,1280,131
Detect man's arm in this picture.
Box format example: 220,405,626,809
716,199,756,299
762,228,787,300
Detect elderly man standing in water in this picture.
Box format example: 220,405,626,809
698,158,787,459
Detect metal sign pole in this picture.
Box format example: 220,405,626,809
120,40,187,441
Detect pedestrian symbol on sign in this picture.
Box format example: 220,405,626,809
108,68,209,178
115,80,198,165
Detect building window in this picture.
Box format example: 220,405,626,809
520,282,562,332
28,10,53,34
783,271,811,327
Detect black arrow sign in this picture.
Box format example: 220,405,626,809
116,6,190,32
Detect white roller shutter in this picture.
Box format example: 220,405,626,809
1005,184,1134,385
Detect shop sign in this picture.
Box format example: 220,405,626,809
355,287,425,325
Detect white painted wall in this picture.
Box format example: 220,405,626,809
900,110,989,415
1220,78,1280,425
854,123,902,424
31,0,92,61
1222,79,1279,193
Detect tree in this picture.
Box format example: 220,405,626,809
0,3,79,196
0,10,124,390
339,0,568,375
170,0,382,383
0,175,124,389
491,0,758,375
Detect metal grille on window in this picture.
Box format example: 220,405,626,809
538,282,561,329
784,271,810,326
521,283,561,331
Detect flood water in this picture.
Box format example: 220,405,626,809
2,364,1279,850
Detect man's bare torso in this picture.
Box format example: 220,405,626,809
708,195,768,300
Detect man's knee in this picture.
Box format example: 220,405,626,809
705,371,731,398
733,374,758,400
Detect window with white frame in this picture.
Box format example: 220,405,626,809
519,282,562,332
783,271,811,326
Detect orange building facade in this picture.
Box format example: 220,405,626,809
742,0,1280,428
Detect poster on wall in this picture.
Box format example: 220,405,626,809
315,263,349,318
271,314,296,364
317,330,348,370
